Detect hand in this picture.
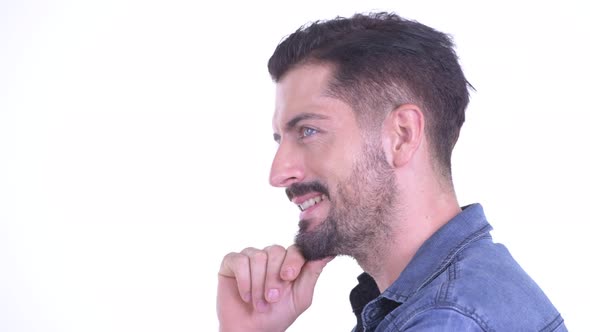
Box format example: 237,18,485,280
217,244,333,332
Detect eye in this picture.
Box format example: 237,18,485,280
300,127,318,138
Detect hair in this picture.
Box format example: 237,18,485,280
267,12,472,179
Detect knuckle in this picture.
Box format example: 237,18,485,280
264,244,286,255
251,250,268,263
220,252,250,277
222,252,237,262
222,252,240,265
240,247,259,255
221,252,235,264
233,254,249,266
224,252,248,267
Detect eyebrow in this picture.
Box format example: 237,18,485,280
273,112,330,142
286,113,329,130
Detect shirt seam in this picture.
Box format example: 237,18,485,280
540,313,565,332
412,225,491,296
385,303,492,332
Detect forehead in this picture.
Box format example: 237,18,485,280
272,64,347,130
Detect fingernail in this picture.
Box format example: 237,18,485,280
256,300,269,312
243,292,251,302
267,288,279,302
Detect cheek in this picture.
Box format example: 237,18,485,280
303,133,363,183
313,151,356,189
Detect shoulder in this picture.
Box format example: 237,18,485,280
431,239,564,331
383,238,565,331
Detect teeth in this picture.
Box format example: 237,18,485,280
298,195,327,211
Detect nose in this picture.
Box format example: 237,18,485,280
269,142,304,188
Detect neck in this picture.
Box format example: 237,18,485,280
357,184,461,292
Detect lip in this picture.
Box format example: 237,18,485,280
293,194,329,224
290,192,325,205
299,199,326,221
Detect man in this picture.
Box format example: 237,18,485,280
217,12,566,331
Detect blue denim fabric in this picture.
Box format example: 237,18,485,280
353,204,566,331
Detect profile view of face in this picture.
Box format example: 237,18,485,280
270,64,396,261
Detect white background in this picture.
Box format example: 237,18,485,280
1,0,588,331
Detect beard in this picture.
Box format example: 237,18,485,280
290,143,397,261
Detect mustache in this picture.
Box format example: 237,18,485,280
286,181,330,201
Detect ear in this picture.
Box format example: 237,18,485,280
381,104,424,168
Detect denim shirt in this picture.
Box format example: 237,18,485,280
350,204,566,331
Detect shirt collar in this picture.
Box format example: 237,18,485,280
380,203,492,302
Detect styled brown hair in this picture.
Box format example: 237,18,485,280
268,12,472,178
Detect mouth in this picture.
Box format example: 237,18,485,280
286,182,331,223
290,193,330,232
296,194,328,211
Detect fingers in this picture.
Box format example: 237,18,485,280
219,252,252,303
219,246,294,312
263,245,287,304
280,245,306,281
241,247,270,312
218,245,317,314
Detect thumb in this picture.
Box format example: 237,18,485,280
292,256,334,312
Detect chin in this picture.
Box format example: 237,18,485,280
295,219,338,261
297,244,334,261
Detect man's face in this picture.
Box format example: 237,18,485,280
270,64,396,261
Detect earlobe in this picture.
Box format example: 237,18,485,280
381,104,424,168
